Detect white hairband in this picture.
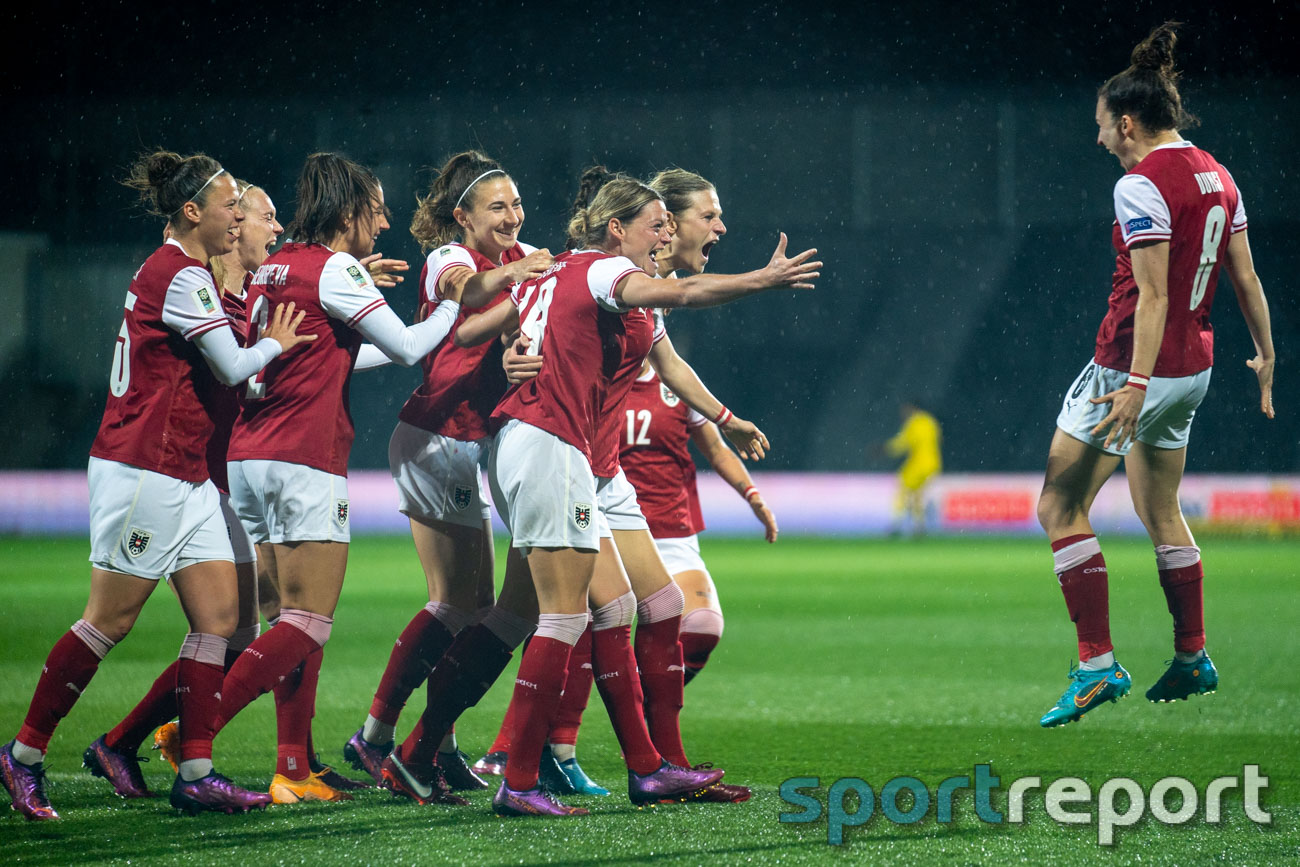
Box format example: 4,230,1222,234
454,169,506,210
171,167,227,215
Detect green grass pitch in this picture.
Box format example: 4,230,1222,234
1,535,1296,864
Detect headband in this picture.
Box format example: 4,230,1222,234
454,169,506,210
171,167,227,216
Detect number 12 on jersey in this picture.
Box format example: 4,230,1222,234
625,409,652,446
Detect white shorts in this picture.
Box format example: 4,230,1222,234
389,421,491,528
87,458,233,581
1056,360,1212,457
227,460,351,544
219,493,256,565
596,470,649,536
654,534,710,577
488,420,599,555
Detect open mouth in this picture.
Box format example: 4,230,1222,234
701,240,717,260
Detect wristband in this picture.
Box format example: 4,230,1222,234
1126,373,1149,392
714,406,734,426
742,485,760,502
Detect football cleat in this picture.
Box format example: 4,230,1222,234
380,747,468,806
472,750,508,777
169,772,272,815
1146,653,1219,702
689,763,750,803
152,721,181,773
1,740,59,820
343,728,391,786
559,757,610,796
314,764,373,791
436,749,489,791
83,735,153,798
538,746,576,795
269,771,355,804
492,781,589,817
1040,661,1132,727
628,761,725,806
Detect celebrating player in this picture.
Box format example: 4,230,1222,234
0,152,311,819
1036,22,1276,727
344,151,552,797
483,168,818,816
205,153,464,788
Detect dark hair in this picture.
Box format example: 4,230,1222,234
647,168,715,219
566,166,662,250
1098,21,1198,133
286,152,382,245
409,150,508,253
122,150,227,220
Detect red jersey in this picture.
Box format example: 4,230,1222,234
398,241,534,441
619,370,708,538
204,280,250,494
591,307,664,478
1095,141,1247,377
490,250,644,463
227,243,390,476
90,240,236,484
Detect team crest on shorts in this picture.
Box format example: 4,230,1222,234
335,499,350,528
659,383,680,407
573,503,592,530
453,485,473,511
126,528,152,558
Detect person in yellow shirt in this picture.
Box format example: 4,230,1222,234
883,401,942,536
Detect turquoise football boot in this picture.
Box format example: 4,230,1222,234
1040,661,1131,727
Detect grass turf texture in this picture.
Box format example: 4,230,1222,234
0,535,1296,865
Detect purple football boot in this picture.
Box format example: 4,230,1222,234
627,761,725,806
492,781,589,817
170,772,272,815
343,728,391,785
1,740,58,820
83,735,153,798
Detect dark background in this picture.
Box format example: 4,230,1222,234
4,0,1296,472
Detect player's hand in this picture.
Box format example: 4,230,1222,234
747,491,778,543
503,333,543,384
1247,355,1275,419
503,248,554,285
721,416,770,460
261,302,317,354
361,254,409,288
761,232,821,290
1089,385,1145,450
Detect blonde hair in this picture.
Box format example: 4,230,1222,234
566,166,662,250
647,168,715,219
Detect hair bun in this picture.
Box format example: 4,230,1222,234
145,151,185,191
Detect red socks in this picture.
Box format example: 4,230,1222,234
550,623,594,747
503,636,573,791
1156,546,1206,653
1052,534,1112,661
369,607,456,727
273,647,323,780
215,619,321,733
106,661,179,753
17,622,111,753
679,632,719,686
591,626,662,775
634,616,688,767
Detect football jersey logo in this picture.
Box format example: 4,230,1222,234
574,503,592,530
345,264,370,289
1124,216,1153,234
127,528,152,558
335,499,350,528
1070,365,1095,400
453,485,473,511
437,246,454,258
659,383,680,408
192,286,218,316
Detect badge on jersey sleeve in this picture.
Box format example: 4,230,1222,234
191,286,218,316
345,264,371,289
659,383,681,408
574,503,592,530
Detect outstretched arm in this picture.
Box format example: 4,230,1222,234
1222,229,1276,419
616,233,820,309
648,334,770,460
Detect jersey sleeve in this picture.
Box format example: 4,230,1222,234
652,309,667,344
161,266,231,340
319,252,389,327
1113,174,1171,248
587,255,643,313
427,244,478,302
517,241,538,255
685,406,708,428
193,329,282,386
353,299,461,367
1223,169,1248,234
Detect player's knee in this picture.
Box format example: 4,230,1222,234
1036,486,1079,533
681,607,724,641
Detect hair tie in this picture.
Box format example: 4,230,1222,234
454,168,505,211
171,167,226,216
